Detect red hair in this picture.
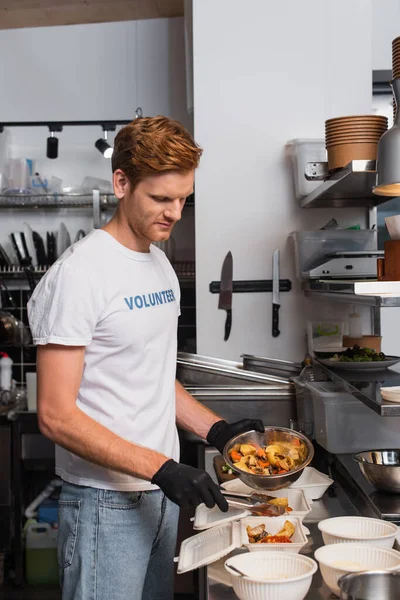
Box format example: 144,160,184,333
112,115,202,190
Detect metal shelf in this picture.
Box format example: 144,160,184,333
303,280,400,307
318,361,400,417
300,160,395,209
0,192,118,208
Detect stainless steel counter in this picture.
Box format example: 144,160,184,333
204,448,359,600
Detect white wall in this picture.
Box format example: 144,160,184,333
193,0,373,361
0,17,193,262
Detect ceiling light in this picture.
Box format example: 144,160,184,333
373,78,400,196
46,130,59,159
95,129,113,158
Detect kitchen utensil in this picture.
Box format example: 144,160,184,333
20,232,31,265
318,516,398,549
46,232,56,264
319,356,400,370
314,543,400,597
218,251,233,341
220,488,279,504
225,563,247,577
220,480,312,522
74,229,86,243
23,223,37,267
272,249,280,337
223,426,314,491
57,222,71,257
224,552,317,600
0,311,31,346
10,233,24,265
32,232,47,266
0,244,11,268
354,450,400,493
339,570,400,600
222,497,286,516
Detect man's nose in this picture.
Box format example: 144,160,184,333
164,200,183,222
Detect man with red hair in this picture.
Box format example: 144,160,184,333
28,115,263,600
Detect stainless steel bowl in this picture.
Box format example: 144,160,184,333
353,450,400,493
339,570,400,599
223,426,314,491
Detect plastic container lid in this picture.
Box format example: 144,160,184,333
175,516,308,573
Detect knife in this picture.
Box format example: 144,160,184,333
218,251,233,341
272,249,280,337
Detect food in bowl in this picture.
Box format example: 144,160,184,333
228,439,308,476
247,520,295,544
330,345,386,363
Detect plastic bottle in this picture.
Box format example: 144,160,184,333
348,307,362,339
0,353,13,390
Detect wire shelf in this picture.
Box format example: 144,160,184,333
0,193,118,208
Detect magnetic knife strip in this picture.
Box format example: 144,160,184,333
209,280,292,293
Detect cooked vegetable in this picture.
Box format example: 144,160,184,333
331,345,386,363
246,520,295,544
229,438,307,477
221,464,233,475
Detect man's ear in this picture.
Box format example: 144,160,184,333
113,169,130,200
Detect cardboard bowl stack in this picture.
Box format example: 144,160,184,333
325,115,388,171
393,36,400,121
393,36,400,79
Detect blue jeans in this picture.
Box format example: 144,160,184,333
57,482,180,600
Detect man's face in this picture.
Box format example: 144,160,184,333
116,170,194,250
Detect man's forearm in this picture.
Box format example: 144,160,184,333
175,380,222,439
39,405,168,482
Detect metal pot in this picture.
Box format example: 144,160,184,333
353,450,400,493
339,570,400,599
223,426,314,490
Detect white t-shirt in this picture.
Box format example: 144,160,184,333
27,229,181,491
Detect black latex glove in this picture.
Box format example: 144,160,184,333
152,459,229,512
206,419,265,454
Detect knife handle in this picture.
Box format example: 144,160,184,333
272,303,280,338
224,309,232,341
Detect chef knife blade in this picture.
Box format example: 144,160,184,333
272,249,280,337
218,251,233,341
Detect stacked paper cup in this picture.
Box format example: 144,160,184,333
325,115,388,171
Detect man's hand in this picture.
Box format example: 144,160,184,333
152,459,229,512
206,419,265,454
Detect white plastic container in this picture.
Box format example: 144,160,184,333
291,229,377,281
305,381,400,454
217,482,311,523
0,353,13,390
318,516,398,549
289,467,333,501
314,543,400,596
175,516,308,574
225,551,318,600
287,139,326,200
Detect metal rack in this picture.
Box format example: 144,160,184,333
300,159,396,208
303,280,400,307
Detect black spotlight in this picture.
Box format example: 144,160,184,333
95,129,113,158
95,138,113,158
47,128,61,159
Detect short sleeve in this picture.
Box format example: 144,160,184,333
27,260,103,346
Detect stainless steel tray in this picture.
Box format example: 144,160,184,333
177,353,292,386
185,385,294,399
242,354,302,378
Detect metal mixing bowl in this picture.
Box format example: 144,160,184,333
353,450,400,493
339,570,400,600
223,426,314,491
